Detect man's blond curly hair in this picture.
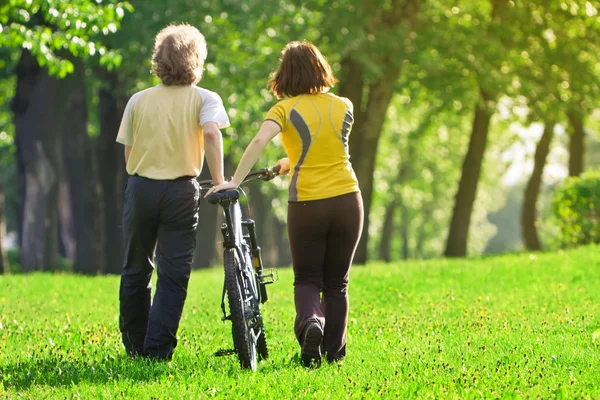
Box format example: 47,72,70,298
151,24,207,86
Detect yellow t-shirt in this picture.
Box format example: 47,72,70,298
265,93,360,202
116,84,230,180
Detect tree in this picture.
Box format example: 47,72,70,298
368,77,476,261
2,0,128,270
0,50,16,274
61,59,104,274
378,105,438,261
436,0,566,257
444,90,495,257
567,108,585,177
441,0,514,258
336,0,420,264
96,70,127,273
515,0,600,249
521,122,555,251
12,51,74,271
541,1,600,176
0,178,6,274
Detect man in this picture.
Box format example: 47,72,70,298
116,24,229,361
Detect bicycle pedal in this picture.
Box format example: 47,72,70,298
214,349,236,357
260,268,278,284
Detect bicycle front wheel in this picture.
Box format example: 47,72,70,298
224,248,258,370
257,326,268,360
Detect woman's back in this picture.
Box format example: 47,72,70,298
265,93,359,201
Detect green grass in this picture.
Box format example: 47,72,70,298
1,247,600,399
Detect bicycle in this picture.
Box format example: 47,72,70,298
198,166,281,370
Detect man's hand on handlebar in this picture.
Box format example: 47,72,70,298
205,180,238,197
276,158,290,175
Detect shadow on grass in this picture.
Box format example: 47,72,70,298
1,354,181,390
1,350,300,391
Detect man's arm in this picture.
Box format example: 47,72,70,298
205,120,281,196
202,122,225,185
124,146,132,164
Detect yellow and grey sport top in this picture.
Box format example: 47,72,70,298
116,84,230,180
265,93,360,202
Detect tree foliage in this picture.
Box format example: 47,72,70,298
551,167,600,247
1,0,600,270
0,0,131,76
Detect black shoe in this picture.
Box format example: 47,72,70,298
301,322,323,368
327,356,345,364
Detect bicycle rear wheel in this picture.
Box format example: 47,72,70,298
224,248,258,370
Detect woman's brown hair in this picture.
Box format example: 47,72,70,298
268,41,338,98
151,24,207,86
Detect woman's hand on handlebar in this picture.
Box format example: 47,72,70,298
205,180,238,197
276,158,291,175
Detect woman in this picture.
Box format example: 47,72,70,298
116,24,229,361
206,41,363,367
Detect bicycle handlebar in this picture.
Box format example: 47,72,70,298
197,165,282,189
246,164,281,182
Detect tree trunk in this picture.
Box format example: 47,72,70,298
337,0,420,265
97,71,127,274
378,201,397,262
58,181,75,260
194,154,236,268
276,216,291,267
248,185,273,266
415,163,442,258
332,0,419,264
377,108,437,262
62,61,103,274
15,136,25,249
567,109,585,177
343,67,401,264
444,91,493,258
12,51,75,271
0,178,6,274
415,204,434,258
249,185,290,268
521,121,555,251
338,58,366,133
399,202,411,259
194,167,219,269
194,198,219,269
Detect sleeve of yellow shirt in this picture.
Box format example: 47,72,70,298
264,102,287,131
116,96,136,146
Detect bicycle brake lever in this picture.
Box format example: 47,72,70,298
259,165,281,181
258,174,274,181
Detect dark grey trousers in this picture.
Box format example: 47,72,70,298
119,175,199,360
287,192,363,362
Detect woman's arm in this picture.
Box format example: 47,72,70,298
205,120,281,196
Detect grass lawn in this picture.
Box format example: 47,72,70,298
1,246,600,399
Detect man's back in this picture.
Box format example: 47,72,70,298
117,85,228,179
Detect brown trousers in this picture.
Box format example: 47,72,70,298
287,191,363,361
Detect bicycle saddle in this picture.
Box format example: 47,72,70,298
206,189,240,204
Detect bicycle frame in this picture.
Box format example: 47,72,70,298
199,167,279,318
219,198,275,312
217,195,243,250
198,167,281,369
